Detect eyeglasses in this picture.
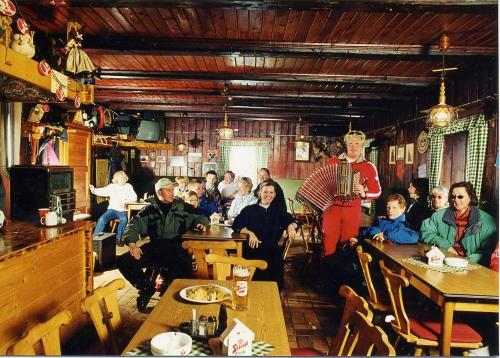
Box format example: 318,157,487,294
451,195,465,199
431,195,443,199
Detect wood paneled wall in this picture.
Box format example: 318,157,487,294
374,59,498,215
129,118,324,180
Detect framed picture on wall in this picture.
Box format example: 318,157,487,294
202,162,217,174
295,142,310,162
156,155,166,163
405,143,414,165
389,146,396,165
140,155,148,162
396,145,405,161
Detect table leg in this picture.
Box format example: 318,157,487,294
236,242,242,257
440,301,455,356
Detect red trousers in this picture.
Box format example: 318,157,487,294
322,204,361,256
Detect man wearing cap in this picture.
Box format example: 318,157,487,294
118,178,210,312
322,130,381,257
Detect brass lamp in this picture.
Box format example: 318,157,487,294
177,142,188,152
426,34,458,128
218,112,234,140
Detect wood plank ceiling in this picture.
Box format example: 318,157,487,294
16,0,498,129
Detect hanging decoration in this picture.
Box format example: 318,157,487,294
187,130,204,148
38,60,52,76
65,21,96,78
0,0,16,16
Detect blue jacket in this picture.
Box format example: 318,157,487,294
363,214,419,244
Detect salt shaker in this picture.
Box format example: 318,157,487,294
198,315,207,337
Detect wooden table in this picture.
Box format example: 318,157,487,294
182,225,248,257
122,279,291,356
364,240,499,356
125,201,149,220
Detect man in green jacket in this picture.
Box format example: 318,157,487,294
118,178,210,312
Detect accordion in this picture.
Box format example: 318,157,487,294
296,161,361,214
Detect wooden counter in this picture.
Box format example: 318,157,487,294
0,220,94,354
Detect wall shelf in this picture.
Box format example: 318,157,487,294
92,134,172,150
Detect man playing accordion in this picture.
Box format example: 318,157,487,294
322,130,381,256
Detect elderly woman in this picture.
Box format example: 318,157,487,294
226,177,258,222
232,180,297,290
406,178,432,231
429,185,449,211
421,181,497,265
90,170,137,246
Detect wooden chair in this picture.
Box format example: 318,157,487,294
110,218,120,233
285,198,308,257
204,253,268,280
0,166,10,219
10,310,72,355
291,285,373,356
343,311,396,356
181,240,238,279
378,260,483,355
81,278,126,354
356,245,391,313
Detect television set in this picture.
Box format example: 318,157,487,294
136,120,160,142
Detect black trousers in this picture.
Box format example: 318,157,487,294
118,240,192,291
244,244,284,291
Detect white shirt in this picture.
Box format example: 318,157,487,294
93,183,137,211
217,180,239,200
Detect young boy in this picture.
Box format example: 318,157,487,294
353,193,419,245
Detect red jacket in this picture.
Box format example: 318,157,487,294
326,153,381,207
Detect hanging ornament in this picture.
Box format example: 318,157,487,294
0,0,16,16
56,86,65,101
42,104,50,112
16,18,29,34
74,95,81,108
38,60,52,76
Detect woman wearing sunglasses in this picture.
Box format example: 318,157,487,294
421,181,497,265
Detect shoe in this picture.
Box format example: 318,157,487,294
117,240,125,247
137,287,155,313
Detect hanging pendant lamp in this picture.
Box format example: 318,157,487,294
218,112,234,140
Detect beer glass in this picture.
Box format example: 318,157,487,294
232,265,250,311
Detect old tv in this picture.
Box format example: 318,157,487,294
136,120,160,142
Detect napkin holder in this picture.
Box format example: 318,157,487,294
426,246,445,266
220,318,254,356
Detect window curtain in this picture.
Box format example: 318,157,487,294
428,114,488,198
218,139,269,174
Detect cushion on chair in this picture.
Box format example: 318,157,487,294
291,347,324,356
409,317,482,343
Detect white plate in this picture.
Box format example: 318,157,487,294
444,257,469,268
179,284,232,304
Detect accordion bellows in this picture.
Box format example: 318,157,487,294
296,161,360,214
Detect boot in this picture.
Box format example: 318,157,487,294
136,283,155,313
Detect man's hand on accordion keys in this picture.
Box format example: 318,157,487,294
353,183,366,198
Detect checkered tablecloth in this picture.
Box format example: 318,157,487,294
401,257,481,273
125,339,274,356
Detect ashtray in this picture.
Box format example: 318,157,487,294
178,321,217,341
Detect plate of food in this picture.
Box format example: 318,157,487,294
179,284,232,303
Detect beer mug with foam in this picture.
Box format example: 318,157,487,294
232,265,250,311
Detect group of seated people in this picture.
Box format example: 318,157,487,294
90,167,294,312
322,179,498,295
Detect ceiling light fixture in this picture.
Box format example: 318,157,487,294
177,112,188,152
295,116,306,148
218,83,235,140
425,34,458,128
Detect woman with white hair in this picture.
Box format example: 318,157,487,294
430,185,449,211
90,170,137,246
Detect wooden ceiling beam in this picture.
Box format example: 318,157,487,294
17,0,496,13
99,70,435,87
85,38,496,59
95,86,415,101
94,87,414,101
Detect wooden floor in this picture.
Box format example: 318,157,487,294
83,236,342,355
